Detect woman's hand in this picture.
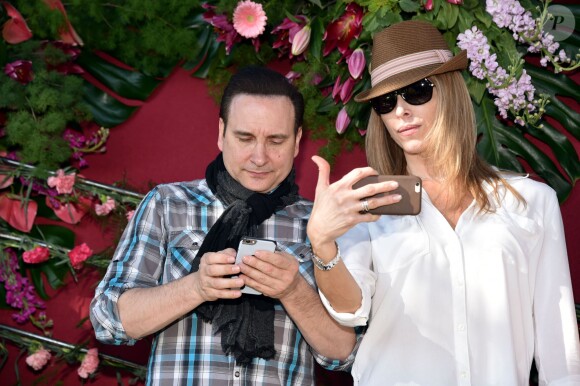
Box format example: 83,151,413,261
307,156,401,250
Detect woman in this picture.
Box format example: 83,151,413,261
307,20,580,385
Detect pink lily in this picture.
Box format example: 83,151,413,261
336,107,351,134
424,0,434,11
272,16,308,58
447,0,463,4
291,25,311,56
4,60,34,84
202,4,241,55
347,48,366,79
340,77,355,103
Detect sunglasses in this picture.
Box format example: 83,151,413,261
370,78,435,115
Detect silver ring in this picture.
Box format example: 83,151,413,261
361,200,370,213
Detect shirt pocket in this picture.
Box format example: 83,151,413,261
166,230,205,280
370,216,429,273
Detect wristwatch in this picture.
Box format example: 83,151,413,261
311,242,341,271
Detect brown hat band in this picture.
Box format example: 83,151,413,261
371,49,453,87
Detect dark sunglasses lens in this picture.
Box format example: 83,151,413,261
371,93,396,114
404,80,433,105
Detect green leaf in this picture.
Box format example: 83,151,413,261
82,82,138,127
27,259,71,299
191,34,221,79
30,225,76,249
309,17,324,62
317,95,338,114
307,0,323,8
77,52,162,101
399,0,420,13
525,64,580,139
525,122,580,183
182,25,215,72
475,97,572,201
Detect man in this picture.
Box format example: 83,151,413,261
90,66,357,385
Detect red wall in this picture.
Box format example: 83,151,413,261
0,66,578,385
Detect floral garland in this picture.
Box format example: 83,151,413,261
0,324,146,382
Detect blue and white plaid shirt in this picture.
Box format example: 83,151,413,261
90,179,354,385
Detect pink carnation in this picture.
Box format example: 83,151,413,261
68,243,93,269
22,246,50,264
233,0,267,38
94,197,116,216
26,348,51,371
47,169,76,194
77,348,99,379
125,210,135,221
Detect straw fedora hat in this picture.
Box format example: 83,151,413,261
354,20,467,102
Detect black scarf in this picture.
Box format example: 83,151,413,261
191,153,300,364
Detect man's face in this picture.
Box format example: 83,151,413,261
218,94,302,193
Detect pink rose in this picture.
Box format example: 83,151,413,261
22,246,50,264
25,348,51,371
94,197,116,216
68,243,93,269
77,348,99,379
47,169,76,194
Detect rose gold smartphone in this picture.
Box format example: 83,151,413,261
353,175,422,215
235,237,277,295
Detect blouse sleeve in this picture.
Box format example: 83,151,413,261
318,222,377,327
533,190,580,384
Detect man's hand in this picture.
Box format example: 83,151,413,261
238,250,301,299
192,248,245,302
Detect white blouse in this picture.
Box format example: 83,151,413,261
320,175,580,386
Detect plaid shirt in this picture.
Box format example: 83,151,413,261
90,179,353,386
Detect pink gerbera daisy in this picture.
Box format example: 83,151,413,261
233,1,267,39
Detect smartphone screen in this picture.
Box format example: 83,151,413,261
235,237,277,295
353,175,422,215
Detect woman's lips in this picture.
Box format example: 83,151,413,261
398,125,419,136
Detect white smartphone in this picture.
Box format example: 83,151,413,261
235,237,277,295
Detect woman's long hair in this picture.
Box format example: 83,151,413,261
365,71,524,213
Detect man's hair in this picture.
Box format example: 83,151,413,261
219,66,304,134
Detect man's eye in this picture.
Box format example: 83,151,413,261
238,137,252,142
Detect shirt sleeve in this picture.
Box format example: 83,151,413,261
90,188,165,345
310,326,365,371
533,190,580,384
317,223,377,327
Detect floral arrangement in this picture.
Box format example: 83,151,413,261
0,0,578,383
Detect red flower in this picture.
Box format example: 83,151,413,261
43,0,83,45
0,194,37,232
1,2,32,44
4,60,34,84
322,3,364,57
46,195,91,224
23,246,50,264
68,243,93,269
424,0,434,11
202,4,241,55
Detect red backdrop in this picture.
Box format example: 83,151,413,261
0,65,578,385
